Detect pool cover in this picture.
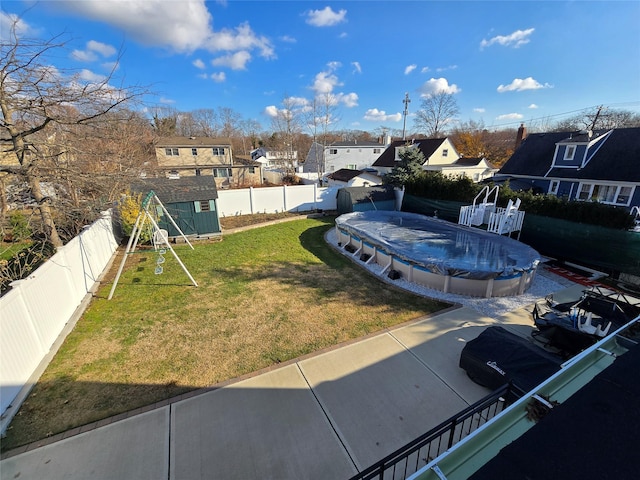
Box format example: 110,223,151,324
335,210,540,280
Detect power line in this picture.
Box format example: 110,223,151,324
486,101,640,130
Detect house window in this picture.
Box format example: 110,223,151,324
442,149,448,157
249,167,256,174
329,149,338,155
195,169,201,176
549,181,560,195
564,145,576,160
576,183,632,206
373,148,381,154
165,148,179,156
213,168,232,178
616,186,632,205
577,183,593,201
346,149,350,153
168,170,180,179
191,148,198,156
346,164,357,170
199,200,210,212
212,147,225,155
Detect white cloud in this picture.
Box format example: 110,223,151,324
351,61,362,74
71,40,117,62
87,40,117,57
210,72,226,82
418,78,461,97
160,97,175,104
421,67,430,73
404,64,417,75
193,59,206,69
102,61,120,71
206,22,274,58
528,103,539,109
436,64,458,72
305,6,347,27
280,35,296,43
497,77,552,92
481,28,535,49
336,92,358,108
79,69,106,83
496,113,524,120
364,109,402,122
264,105,281,118
0,12,33,41
59,1,274,58
311,63,344,95
72,49,98,62
212,51,252,70
473,108,486,113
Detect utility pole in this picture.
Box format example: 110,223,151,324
588,105,606,131
402,92,411,140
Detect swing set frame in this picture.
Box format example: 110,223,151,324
108,190,198,300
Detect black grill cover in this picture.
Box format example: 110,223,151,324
460,326,563,393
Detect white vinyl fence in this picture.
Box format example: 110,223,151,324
216,184,339,217
0,211,119,431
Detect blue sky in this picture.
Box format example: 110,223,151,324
2,1,639,133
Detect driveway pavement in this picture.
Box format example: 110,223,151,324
0,284,585,480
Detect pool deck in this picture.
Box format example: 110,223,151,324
0,272,586,480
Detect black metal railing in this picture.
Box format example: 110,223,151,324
348,383,524,480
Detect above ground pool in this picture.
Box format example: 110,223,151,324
335,210,541,298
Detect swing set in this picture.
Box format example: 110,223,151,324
108,190,198,300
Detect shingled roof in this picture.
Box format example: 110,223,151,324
155,136,232,147
498,127,640,182
372,138,446,167
132,176,218,203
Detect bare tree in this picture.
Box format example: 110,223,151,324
553,106,640,132
270,96,303,175
414,91,460,138
0,20,148,247
304,92,339,179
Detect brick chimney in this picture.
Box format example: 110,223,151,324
515,123,527,149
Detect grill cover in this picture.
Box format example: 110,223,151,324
460,326,562,393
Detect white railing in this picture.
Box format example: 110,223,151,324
0,211,119,431
458,185,499,227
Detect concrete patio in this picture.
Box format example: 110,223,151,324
0,284,585,480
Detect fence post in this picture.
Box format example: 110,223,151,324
283,184,288,212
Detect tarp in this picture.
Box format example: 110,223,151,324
335,210,540,280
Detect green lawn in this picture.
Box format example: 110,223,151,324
1,216,450,451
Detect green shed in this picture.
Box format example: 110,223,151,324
133,177,221,237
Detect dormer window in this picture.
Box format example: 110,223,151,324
564,145,576,160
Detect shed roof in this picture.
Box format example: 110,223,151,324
132,176,219,203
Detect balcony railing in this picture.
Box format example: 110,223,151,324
348,383,524,480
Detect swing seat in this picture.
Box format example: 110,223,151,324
153,229,169,250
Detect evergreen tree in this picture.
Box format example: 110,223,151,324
383,146,425,187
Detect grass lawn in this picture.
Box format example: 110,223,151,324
1,216,450,451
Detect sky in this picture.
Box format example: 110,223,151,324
2,0,640,134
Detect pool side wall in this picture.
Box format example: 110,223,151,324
336,228,536,298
